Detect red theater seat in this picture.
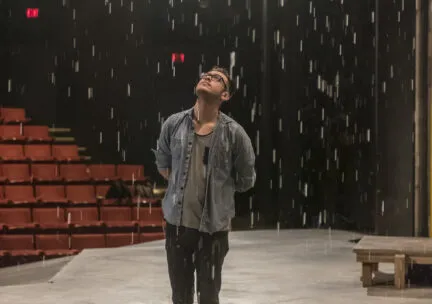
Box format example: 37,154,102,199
95,185,110,198
89,164,117,181
35,185,67,203
52,145,82,161
139,232,165,243
106,233,139,247
60,164,90,182
117,165,145,182
0,108,31,124
31,164,61,182
35,234,77,256
96,185,117,205
65,207,102,227
23,126,52,142
0,144,25,161
0,186,6,204
0,235,41,256
133,207,163,227
24,144,54,162
0,168,5,183
0,125,26,141
2,164,31,183
0,207,35,230
33,207,68,228
66,185,96,204
5,185,36,204
70,234,106,250
100,206,133,227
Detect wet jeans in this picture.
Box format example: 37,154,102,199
165,222,229,304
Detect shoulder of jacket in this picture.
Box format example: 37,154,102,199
221,113,245,133
164,109,190,126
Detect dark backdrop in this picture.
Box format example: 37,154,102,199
0,0,417,235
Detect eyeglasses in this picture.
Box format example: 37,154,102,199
200,73,228,91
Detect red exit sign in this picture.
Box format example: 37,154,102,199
26,8,39,18
172,53,185,63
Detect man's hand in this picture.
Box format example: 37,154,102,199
158,168,171,180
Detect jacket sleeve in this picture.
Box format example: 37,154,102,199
152,116,173,170
232,126,256,192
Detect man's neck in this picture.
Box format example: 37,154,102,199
194,98,219,124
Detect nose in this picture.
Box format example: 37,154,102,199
202,74,212,81
200,79,211,86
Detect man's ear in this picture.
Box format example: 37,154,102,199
221,91,230,101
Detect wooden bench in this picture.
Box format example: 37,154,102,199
353,235,432,289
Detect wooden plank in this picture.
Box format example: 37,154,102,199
49,128,71,133
357,255,394,263
429,0,432,240
357,254,393,263
357,253,432,265
53,137,75,142
414,0,427,237
394,254,406,289
362,263,374,287
408,256,432,264
353,235,432,255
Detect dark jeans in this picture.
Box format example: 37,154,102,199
165,222,229,304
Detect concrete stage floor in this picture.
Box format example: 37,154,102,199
0,229,431,304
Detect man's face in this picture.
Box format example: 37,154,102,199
195,70,230,102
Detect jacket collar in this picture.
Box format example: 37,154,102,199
186,106,231,124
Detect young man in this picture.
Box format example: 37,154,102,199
154,66,256,304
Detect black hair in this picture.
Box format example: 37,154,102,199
209,66,236,96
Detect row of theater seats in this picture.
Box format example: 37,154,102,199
0,184,154,204
0,144,84,162
0,125,52,142
0,107,31,124
0,108,163,263
0,205,163,230
0,232,165,257
0,163,145,183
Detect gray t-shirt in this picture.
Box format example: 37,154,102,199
181,132,213,229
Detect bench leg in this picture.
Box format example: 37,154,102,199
394,254,406,289
362,263,374,287
360,263,378,282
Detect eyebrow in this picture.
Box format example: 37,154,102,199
206,72,230,90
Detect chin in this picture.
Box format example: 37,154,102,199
196,87,215,97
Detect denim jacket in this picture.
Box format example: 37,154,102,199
153,107,256,233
